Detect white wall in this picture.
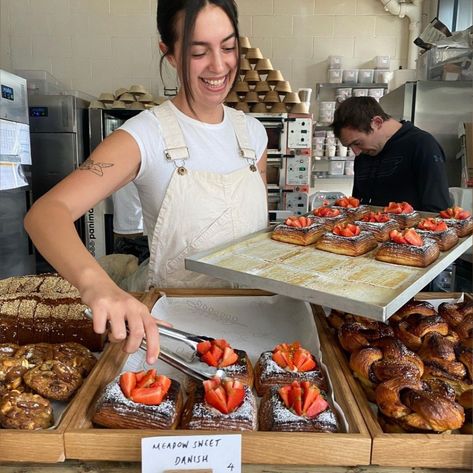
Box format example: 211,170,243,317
0,0,427,99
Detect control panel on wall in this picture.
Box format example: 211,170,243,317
284,191,310,215
286,155,311,186
287,117,312,148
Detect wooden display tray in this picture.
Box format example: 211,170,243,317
64,288,372,466
313,294,473,470
0,340,113,463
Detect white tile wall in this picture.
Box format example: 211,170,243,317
0,0,421,98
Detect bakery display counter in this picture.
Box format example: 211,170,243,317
185,228,472,322
313,293,473,470
63,289,372,466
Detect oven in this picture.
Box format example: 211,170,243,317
250,112,312,216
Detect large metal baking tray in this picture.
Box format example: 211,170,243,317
186,228,472,322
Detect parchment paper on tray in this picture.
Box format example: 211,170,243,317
124,294,349,432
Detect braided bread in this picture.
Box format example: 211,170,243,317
376,377,465,432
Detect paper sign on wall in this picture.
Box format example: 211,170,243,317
141,434,241,473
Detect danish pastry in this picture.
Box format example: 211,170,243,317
271,215,325,246
93,370,182,429
415,218,459,251
438,207,473,237
315,223,378,256
312,205,348,229
0,390,53,430
254,342,327,396
23,359,82,401
259,380,338,432
384,201,420,229
195,338,254,388
332,196,370,221
180,377,257,431
375,229,440,267
355,211,399,242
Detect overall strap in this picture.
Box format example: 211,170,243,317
152,101,189,162
225,106,257,160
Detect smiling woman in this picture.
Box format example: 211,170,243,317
23,0,269,365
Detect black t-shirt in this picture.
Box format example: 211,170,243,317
352,121,451,212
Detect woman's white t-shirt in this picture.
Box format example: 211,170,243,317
119,102,267,237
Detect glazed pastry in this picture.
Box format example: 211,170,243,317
375,229,440,268
0,390,53,430
14,343,54,367
415,218,459,251
0,343,19,359
338,321,394,353
93,370,182,429
312,205,348,229
459,389,473,434
375,377,464,432
438,207,473,237
456,339,473,381
438,300,473,340
389,300,436,324
254,342,327,396
0,356,29,396
53,342,96,377
259,380,338,432
355,211,399,242
271,215,325,246
315,223,378,257
332,196,370,221
23,359,82,401
195,338,254,388
180,377,257,431
349,337,424,401
384,201,420,229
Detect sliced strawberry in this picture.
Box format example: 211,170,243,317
442,206,473,220
293,349,317,371
457,209,471,219
301,381,319,413
334,197,349,207
201,351,219,367
333,223,360,237
385,202,402,214
210,343,224,361
204,377,245,414
418,218,437,231
130,386,165,405
151,374,171,393
134,370,146,382
305,393,329,417
119,372,136,398
403,228,423,246
346,223,360,236
348,196,360,207
214,339,230,350
439,208,453,219
389,229,406,244
278,384,291,407
272,349,288,368
220,346,239,367
196,340,212,355
400,202,414,213
223,379,245,413
136,369,157,388
340,227,355,237
289,380,303,415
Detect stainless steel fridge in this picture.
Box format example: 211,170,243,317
28,94,89,272
380,80,473,186
0,70,35,278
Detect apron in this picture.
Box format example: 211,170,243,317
124,101,268,290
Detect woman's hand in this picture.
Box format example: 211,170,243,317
80,281,161,365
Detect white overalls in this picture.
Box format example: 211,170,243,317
126,100,268,290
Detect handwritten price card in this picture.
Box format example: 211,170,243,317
141,434,241,473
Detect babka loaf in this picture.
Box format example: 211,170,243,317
0,292,106,351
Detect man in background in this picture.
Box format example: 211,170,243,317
331,96,451,212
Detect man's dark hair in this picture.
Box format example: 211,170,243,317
157,0,240,109
330,96,391,138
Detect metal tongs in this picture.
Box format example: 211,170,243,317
83,308,224,381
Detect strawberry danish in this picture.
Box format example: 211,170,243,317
271,215,325,246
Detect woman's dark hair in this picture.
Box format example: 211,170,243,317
331,96,391,138
157,0,240,107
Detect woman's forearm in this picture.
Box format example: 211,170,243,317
24,198,111,292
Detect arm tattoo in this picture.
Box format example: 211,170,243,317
79,158,114,176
